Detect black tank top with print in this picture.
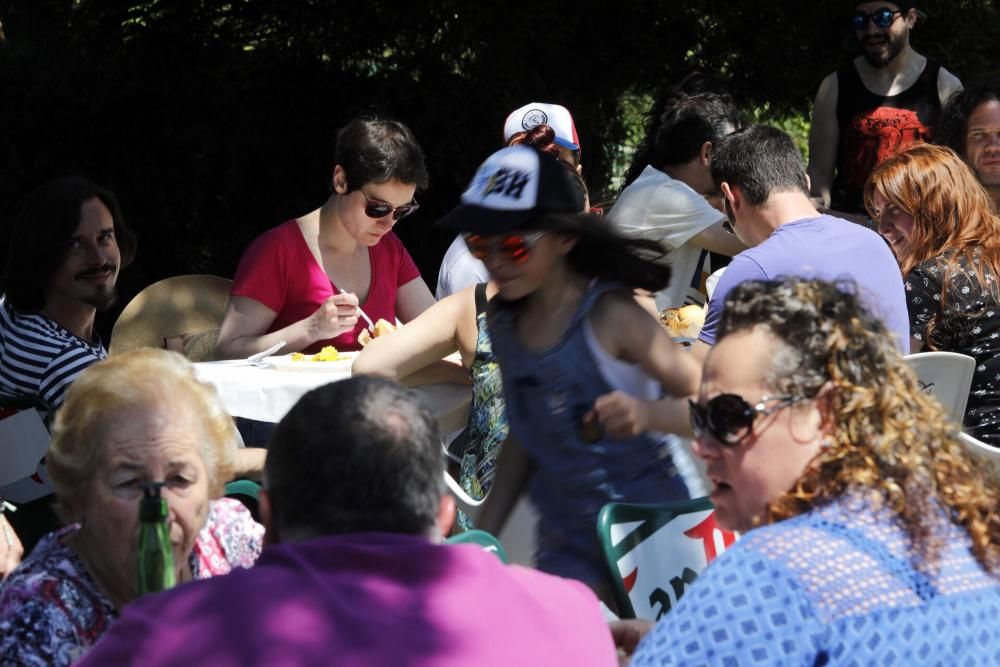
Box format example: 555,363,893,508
832,59,942,213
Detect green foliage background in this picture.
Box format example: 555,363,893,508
0,0,997,336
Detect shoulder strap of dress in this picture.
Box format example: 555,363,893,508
565,279,626,333
474,282,489,316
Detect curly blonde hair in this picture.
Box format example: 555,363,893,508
718,277,1000,575
47,348,238,522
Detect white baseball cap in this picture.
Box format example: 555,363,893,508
503,102,581,153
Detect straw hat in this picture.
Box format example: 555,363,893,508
109,274,232,361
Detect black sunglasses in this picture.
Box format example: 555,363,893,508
688,393,803,446
361,190,419,221
851,8,902,30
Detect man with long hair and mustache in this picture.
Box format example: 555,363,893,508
0,177,136,417
807,1,961,218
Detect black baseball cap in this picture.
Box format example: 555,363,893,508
436,145,585,235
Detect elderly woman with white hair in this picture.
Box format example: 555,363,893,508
0,349,263,666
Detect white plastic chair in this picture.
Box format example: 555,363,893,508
444,471,485,508
0,406,53,503
903,351,976,423
958,432,1000,472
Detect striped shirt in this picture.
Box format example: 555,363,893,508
0,297,106,416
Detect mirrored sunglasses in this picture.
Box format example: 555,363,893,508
688,393,803,446
361,190,419,221
463,231,545,264
851,8,901,30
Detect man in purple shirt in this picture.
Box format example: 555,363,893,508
692,125,909,363
79,376,617,667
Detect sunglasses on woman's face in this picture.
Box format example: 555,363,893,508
361,190,419,221
688,393,803,446
851,8,902,30
463,231,545,264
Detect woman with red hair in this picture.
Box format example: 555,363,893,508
865,143,1000,446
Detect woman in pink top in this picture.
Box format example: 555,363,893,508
215,117,435,356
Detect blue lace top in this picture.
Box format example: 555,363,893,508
631,492,1000,666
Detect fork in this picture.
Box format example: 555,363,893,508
246,341,286,367
339,288,375,332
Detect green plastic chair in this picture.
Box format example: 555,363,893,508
224,479,262,501
445,528,510,564
223,479,262,521
597,497,737,619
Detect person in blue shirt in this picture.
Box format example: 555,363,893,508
615,276,1000,665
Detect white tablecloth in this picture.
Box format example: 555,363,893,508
193,361,472,434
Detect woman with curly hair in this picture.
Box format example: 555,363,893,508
614,277,1000,666
864,143,1000,445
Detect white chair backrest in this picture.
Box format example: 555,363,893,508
0,407,53,502
958,432,1000,472
443,470,485,508
903,351,976,423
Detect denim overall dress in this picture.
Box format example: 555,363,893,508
489,280,691,585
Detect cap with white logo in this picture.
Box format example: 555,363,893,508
437,145,584,235
503,102,581,153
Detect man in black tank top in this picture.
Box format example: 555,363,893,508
807,1,962,216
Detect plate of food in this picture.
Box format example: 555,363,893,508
267,347,359,372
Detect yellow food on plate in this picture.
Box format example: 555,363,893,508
358,319,397,347
660,304,706,340
312,345,340,361
291,346,340,362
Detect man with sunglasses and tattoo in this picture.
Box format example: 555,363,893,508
690,125,910,364
807,1,961,219
215,117,435,359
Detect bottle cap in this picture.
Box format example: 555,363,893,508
139,482,168,522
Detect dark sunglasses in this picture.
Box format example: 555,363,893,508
688,393,804,446
851,8,902,30
463,231,544,264
722,217,735,235
361,190,419,221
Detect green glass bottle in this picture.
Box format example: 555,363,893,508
136,482,177,596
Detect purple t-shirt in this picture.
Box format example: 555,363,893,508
699,215,909,352
77,532,617,667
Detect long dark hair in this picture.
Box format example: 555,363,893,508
537,212,672,292
2,177,137,312
935,79,1000,159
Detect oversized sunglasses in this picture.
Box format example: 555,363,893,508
463,231,545,264
361,190,419,221
688,393,804,446
851,8,902,30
